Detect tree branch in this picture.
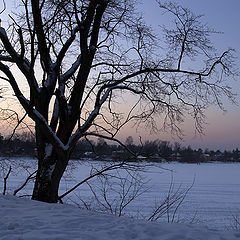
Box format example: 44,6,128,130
13,170,37,196
31,0,51,72
3,166,11,195
0,61,66,151
0,27,39,94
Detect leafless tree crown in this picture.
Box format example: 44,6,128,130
0,0,237,202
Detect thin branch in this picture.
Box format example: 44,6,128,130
13,170,37,196
83,132,137,157
0,0,6,15
58,162,128,201
3,166,11,195
7,113,28,142
31,0,51,72
0,26,39,93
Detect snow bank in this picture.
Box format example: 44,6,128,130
0,195,240,240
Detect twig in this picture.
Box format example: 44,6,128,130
0,0,6,15
3,166,11,195
58,162,126,201
13,170,37,196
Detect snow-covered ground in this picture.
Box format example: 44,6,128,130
2,158,240,230
1,194,240,240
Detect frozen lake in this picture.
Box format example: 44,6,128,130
1,157,240,230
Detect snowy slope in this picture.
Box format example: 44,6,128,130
0,195,240,240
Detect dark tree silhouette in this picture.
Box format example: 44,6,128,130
0,0,235,202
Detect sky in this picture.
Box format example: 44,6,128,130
129,0,240,151
0,1,240,151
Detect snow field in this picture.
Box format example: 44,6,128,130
1,195,240,240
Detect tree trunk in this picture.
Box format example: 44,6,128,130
32,146,69,203
32,122,70,203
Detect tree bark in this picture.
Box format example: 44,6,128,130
32,146,69,203
32,121,70,203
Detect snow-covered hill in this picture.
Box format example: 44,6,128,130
0,195,240,240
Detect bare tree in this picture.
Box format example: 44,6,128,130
0,0,236,203
148,176,194,223
74,170,148,217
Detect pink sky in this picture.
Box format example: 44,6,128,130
117,106,240,151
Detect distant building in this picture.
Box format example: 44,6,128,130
200,153,211,162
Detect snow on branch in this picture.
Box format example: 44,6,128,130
31,109,67,151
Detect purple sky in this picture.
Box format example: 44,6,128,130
127,0,240,150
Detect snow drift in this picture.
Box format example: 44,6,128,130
1,195,240,240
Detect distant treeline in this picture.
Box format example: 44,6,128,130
0,133,240,163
